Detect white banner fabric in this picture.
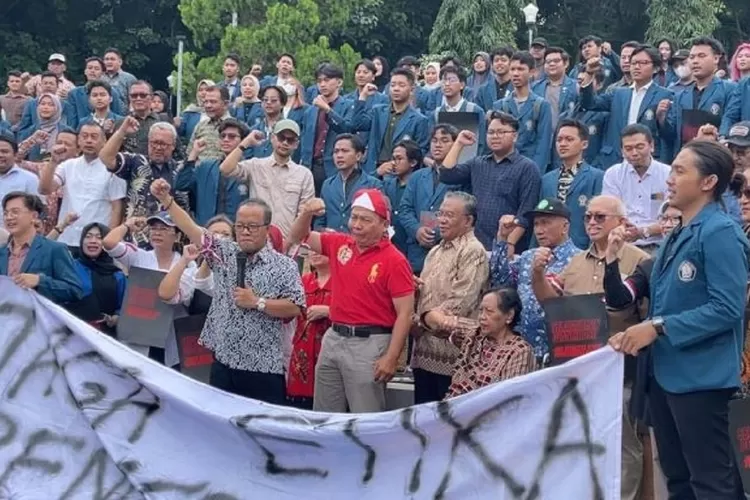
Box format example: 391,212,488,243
0,277,623,499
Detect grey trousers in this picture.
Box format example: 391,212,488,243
313,328,391,413
622,383,644,500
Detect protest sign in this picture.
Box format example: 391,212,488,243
543,293,609,366
174,314,213,383
116,266,174,347
438,111,479,163
0,277,623,499
681,109,721,145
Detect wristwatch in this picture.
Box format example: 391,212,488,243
652,317,665,336
256,297,267,312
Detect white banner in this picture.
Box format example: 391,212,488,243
0,277,623,499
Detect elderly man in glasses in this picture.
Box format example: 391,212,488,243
531,194,650,500
219,119,314,238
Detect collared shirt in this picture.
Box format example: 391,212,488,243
439,151,541,249
490,238,581,357
550,243,649,336
443,98,465,112
19,161,58,234
628,81,654,125
7,239,31,277
0,93,31,125
54,155,127,246
602,159,671,246
319,231,414,327
225,79,239,98
495,78,512,101
199,233,306,373
557,160,581,202
443,321,536,398
378,106,406,163
117,113,163,156
413,231,489,376
102,70,137,105
0,166,41,226
227,155,315,237
190,112,231,161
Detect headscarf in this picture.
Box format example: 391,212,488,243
153,91,172,120
422,62,442,90
373,56,390,91
468,52,492,92
78,222,120,275
730,43,750,82
184,79,215,113
237,74,261,104
36,93,62,153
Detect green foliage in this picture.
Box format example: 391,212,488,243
645,0,725,44
429,0,521,64
176,0,363,107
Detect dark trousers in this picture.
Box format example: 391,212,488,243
210,360,286,405
648,379,744,499
311,158,326,197
147,347,181,372
413,368,452,404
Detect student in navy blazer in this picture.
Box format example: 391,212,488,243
259,53,297,90
381,139,423,256
658,38,736,162
720,76,750,135
345,59,389,146
610,141,748,499
492,52,553,172
359,68,430,175
580,45,671,168
540,120,603,249
559,71,609,169
299,64,358,184
398,124,466,273
531,48,579,120
473,47,515,112
315,134,382,232
0,192,82,303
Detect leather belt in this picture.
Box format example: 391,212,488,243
332,323,391,338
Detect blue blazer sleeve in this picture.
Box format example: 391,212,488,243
580,83,614,112
175,160,197,191
720,83,743,136
115,271,127,313
533,101,553,170
38,244,84,303
398,175,421,240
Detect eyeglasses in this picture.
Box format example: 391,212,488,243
544,58,564,65
442,77,460,84
436,210,467,219
129,93,151,99
220,133,240,140
149,140,173,149
262,98,280,104
234,223,268,233
742,188,750,199
658,215,682,225
630,60,653,67
275,134,298,145
487,130,515,137
584,213,616,224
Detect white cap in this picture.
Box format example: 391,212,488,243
48,53,66,63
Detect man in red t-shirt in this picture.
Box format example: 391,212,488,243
288,188,415,412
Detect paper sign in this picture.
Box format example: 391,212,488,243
542,294,609,366
420,211,438,230
174,314,213,383
117,266,174,348
681,109,721,145
438,111,479,163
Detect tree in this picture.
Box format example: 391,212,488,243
176,0,365,107
645,0,725,44
429,0,522,64
0,0,185,88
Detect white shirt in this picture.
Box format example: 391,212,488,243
602,158,671,245
627,81,653,125
442,98,465,112
0,166,41,227
54,156,127,246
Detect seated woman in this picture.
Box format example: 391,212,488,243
287,247,332,409
18,93,66,161
66,222,127,336
424,287,536,398
103,212,195,368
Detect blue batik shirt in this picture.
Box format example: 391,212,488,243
489,238,582,358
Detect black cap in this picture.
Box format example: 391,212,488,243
531,37,548,48
671,49,690,62
524,198,571,220
724,121,750,148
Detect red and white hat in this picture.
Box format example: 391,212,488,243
352,188,390,222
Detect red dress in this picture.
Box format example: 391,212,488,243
287,273,332,400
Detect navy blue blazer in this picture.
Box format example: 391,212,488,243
580,81,672,168
65,85,125,131
315,170,383,232
428,100,487,154
473,79,512,113
174,158,249,225
531,76,579,117
231,101,263,128
344,90,389,146
218,80,241,102
77,111,124,132
361,104,430,175
559,107,610,169
720,77,750,136
649,202,750,393
492,92,554,171
0,234,83,303
660,77,736,162
299,97,357,178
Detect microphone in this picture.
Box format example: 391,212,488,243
236,252,247,288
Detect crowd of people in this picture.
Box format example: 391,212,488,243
1,35,750,499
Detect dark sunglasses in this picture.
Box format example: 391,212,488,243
129,92,151,99
583,213,615,224
276,134,298,145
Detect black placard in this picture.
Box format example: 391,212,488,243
174,314,213,383
438,111,480,163
117,267,174,348
542,294,609,366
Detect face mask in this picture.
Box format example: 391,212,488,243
675,66,691,80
